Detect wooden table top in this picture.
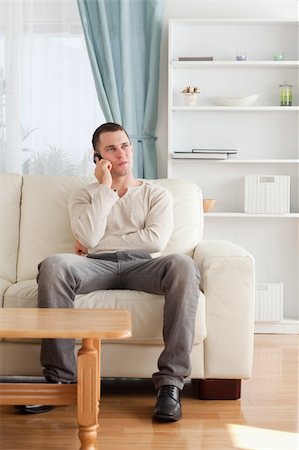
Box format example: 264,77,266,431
0,308,132,339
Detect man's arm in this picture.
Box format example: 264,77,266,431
70,184,174,255
69,184,119,249
92,187,174,254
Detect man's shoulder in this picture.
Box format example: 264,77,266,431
82,181,100,193
142,180,171,196
69,181,99,201
140,181,173,207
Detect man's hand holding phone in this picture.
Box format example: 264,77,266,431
94,153,112,188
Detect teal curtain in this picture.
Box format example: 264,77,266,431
77,0,164,179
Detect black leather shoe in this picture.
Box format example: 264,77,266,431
14,404,55,414
153,385,182,421
14,378,75,414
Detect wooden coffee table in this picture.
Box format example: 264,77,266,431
0,308,131,450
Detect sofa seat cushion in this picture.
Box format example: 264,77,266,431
3,280,206,345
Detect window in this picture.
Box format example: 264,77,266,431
0,0,105,175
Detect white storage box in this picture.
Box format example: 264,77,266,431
255,283,283,322
245,175,290,214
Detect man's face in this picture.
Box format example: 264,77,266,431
95,130,133,177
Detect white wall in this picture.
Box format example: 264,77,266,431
156,0,299,178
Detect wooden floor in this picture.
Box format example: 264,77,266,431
0,334,298,450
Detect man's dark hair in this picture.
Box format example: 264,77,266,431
92,122,130,150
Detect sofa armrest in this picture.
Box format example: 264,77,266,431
193,240,255,380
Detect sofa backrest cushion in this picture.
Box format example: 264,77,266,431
17,175,94,281
153,178,203,256
17,176,203,281
0,173,22,282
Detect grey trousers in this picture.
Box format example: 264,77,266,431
37,250,200,390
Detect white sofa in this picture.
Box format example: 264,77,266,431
0,173,255,399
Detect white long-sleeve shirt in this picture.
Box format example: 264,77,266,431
68,181,174,256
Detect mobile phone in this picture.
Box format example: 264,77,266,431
93,152,102,164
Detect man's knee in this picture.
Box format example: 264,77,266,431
38,254,79,279
163,254,200,281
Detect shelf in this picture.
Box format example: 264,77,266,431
171,60,299,69
171,156,299,163
214,159,299,163
255,319,299,334
204,212,299,218
172,106,299,112
170,18,299,25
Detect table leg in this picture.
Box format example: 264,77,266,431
77,338,100,450
93,338,101,404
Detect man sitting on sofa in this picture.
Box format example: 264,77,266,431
16,122,200,421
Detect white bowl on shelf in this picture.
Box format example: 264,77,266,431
214,94,258,106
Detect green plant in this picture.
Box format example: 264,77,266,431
23,145,78,176
22,145,95,177
21,126,39,142
181,86,200,94
77,149,94,177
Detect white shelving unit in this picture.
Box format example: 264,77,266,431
172,106,298,111
168,19,299,333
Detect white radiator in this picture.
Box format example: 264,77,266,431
245,175,290,214
255,283,283,322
